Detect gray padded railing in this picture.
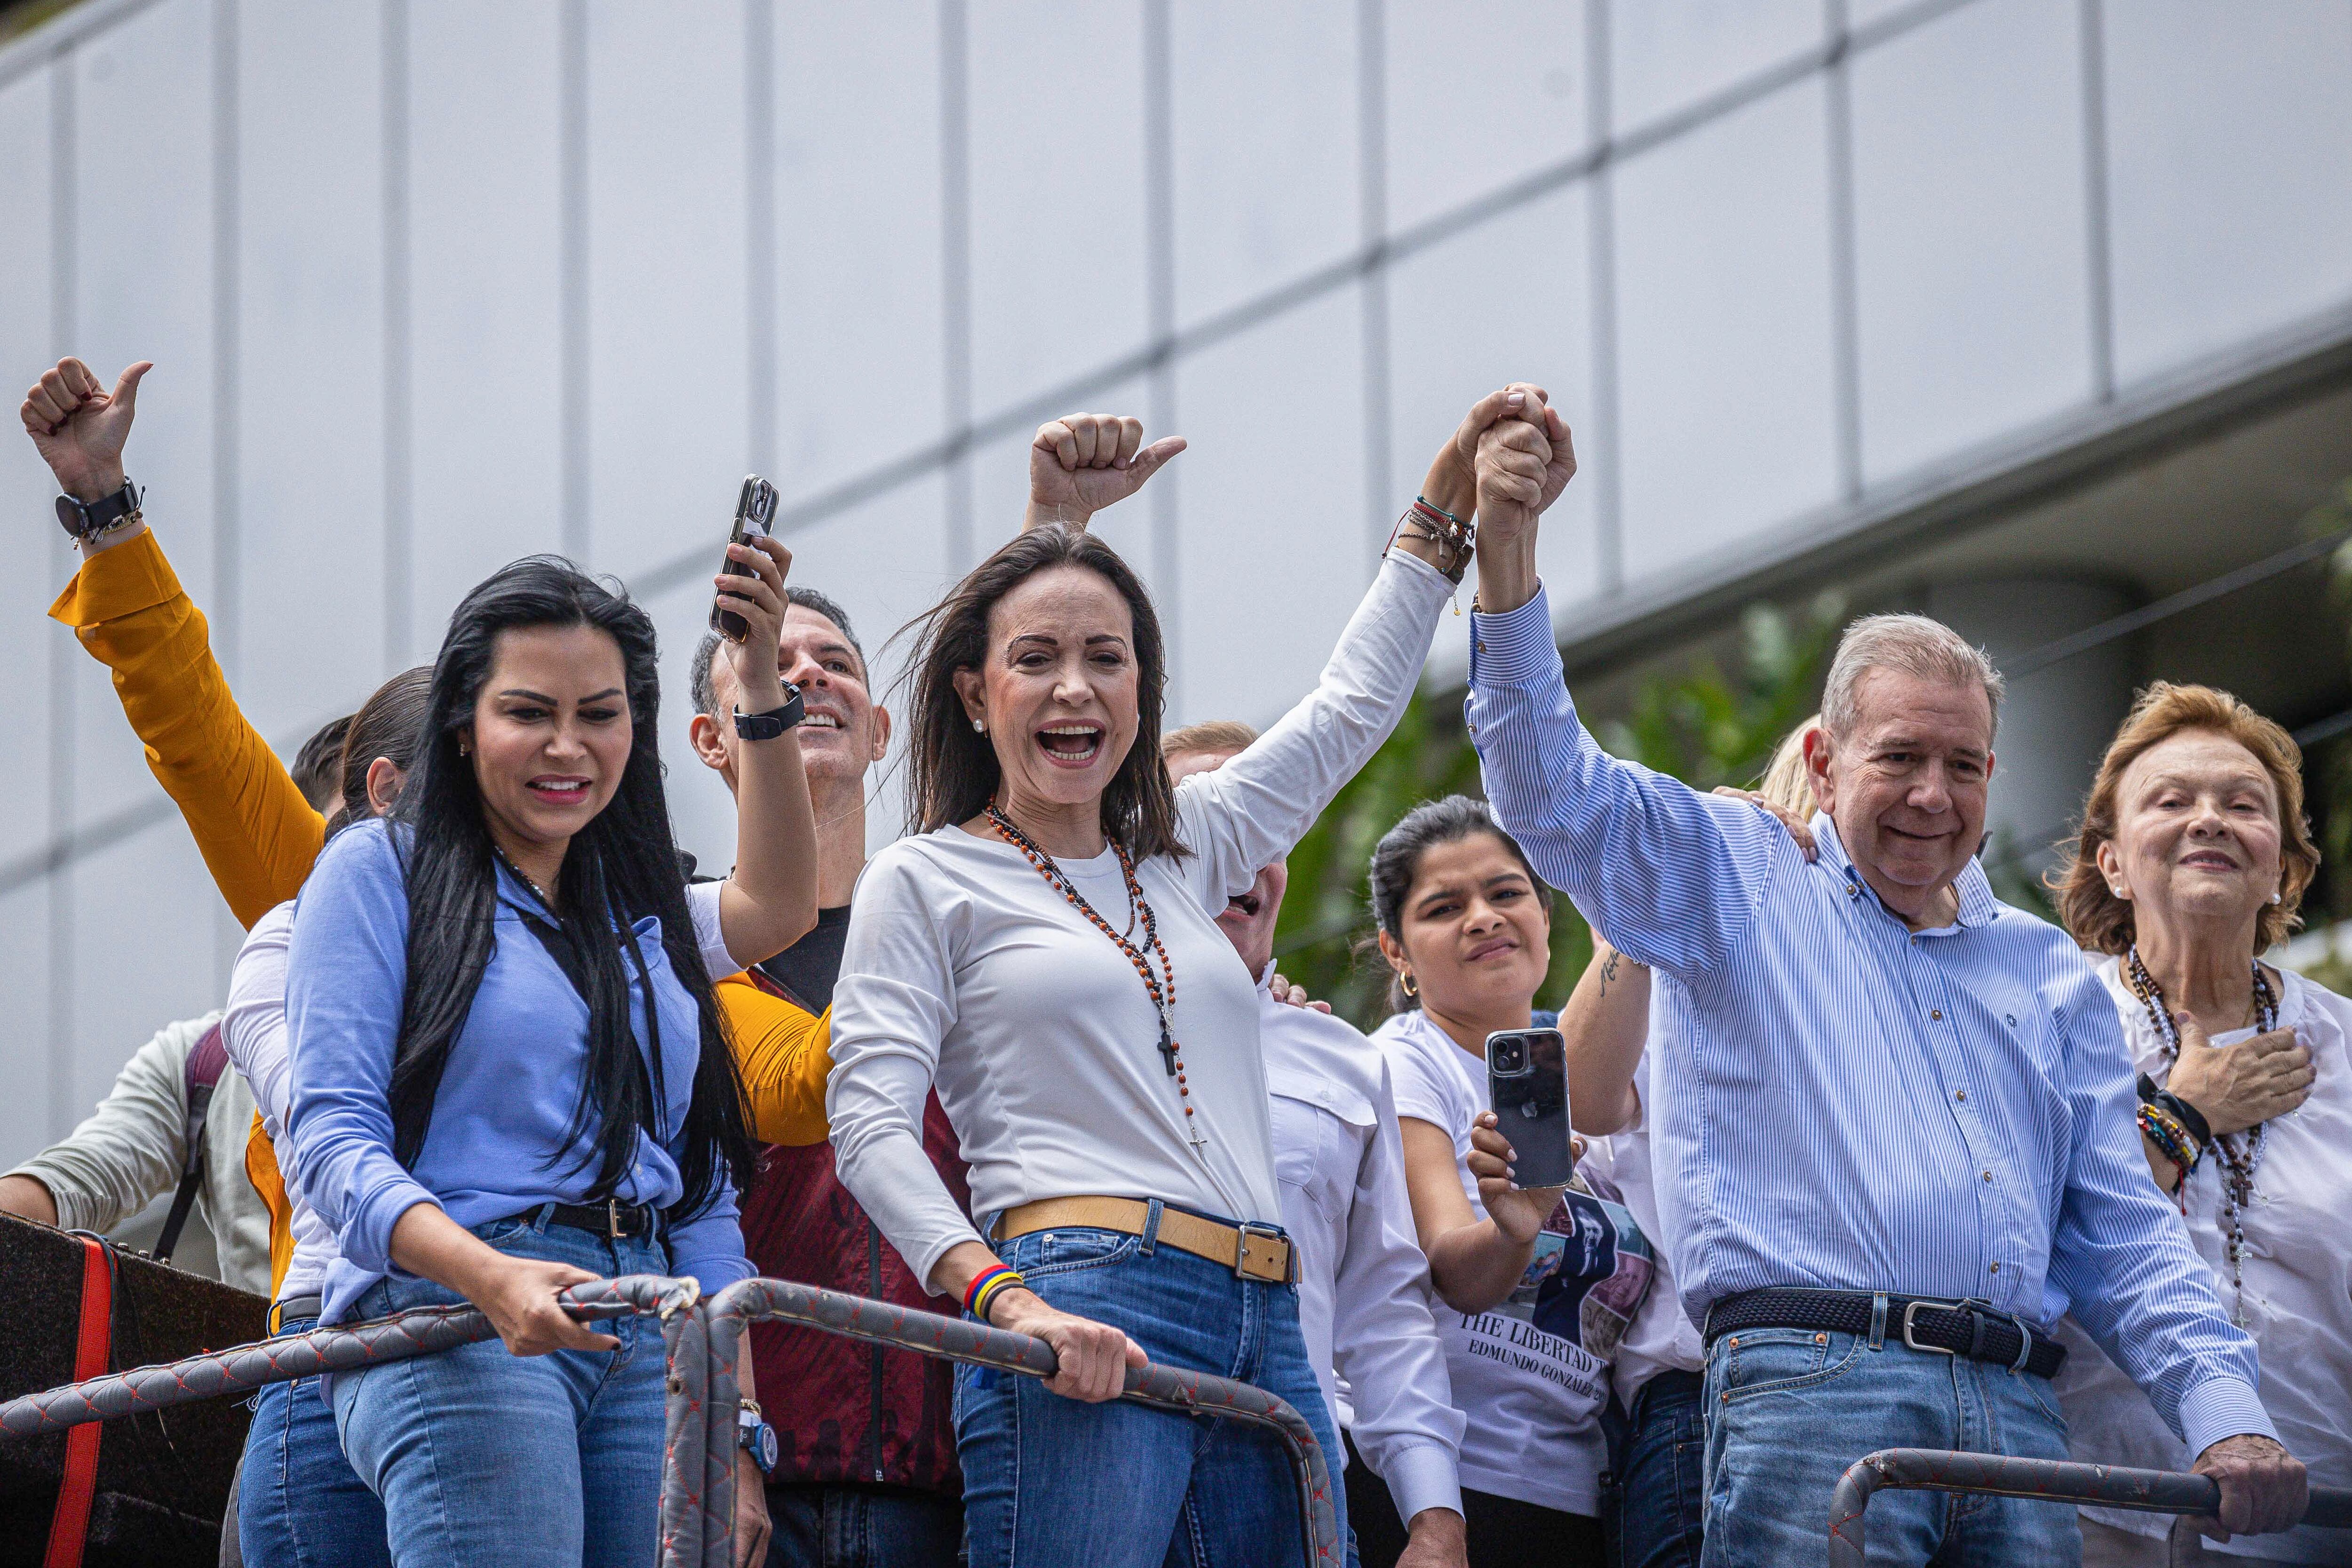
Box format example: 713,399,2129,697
1828,1448,2352,1567
701,1276,1340,1568
0,1271,1339,1566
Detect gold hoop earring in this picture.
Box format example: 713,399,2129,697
1399,971,1419,999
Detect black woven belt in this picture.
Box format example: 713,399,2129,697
505,1199,659,1241
1703,1288,2066,1379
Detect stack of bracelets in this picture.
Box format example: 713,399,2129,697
2136,1078,2208,1206
1389,495,1476,584
964,1262,1027,1323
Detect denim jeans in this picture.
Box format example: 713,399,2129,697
955,1208,1345,1568
1699,1327,2077,1568
763,1483,965,1568
236,1315,392,1568
329,1211,671,1568
1606,1369,1706,1568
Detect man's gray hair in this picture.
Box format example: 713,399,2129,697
1820,613,2005,741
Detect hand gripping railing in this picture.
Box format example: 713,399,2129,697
1827,1449,2352,1567
0,1274,716,1568
701,1276,1341,1568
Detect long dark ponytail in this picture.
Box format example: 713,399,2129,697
388,555,752,1224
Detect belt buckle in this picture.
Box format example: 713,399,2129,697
607,1198,631,1240
1899,1298,1963,1355
1234,1222,1288,1283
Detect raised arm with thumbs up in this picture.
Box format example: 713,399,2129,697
21,355,153,555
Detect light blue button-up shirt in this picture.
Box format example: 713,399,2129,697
1464,582,2273,1459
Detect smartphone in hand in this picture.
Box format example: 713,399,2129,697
710,475,782,643
1486,1027,1574,1190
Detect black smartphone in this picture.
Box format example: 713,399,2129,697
710,475,782,643
1486,1027,1575,1190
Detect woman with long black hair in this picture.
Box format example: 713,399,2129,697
283,542,817,1568
826,388,1557,1566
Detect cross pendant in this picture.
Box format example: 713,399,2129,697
1187,1122,1208,1153
1157,1027,1178,1077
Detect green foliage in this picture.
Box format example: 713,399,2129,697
1271,596,1845,1032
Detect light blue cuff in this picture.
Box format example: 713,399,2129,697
673,1252,758,1295
1468,581,1556,687
350,1180,442,1274
1370,1438,1464,1527
2176,1373,2279,1461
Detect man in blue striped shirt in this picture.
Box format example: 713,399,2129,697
1457,400,2304,1565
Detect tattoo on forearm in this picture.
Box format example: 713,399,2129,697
1598,952,1619,996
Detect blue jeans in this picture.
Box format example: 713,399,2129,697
1607,1369,1705,1568
955,1209,1345,1568
237,1315,392,1568
329,1211,671,1568
1699,1327,2078,1568
763,1484,964,1567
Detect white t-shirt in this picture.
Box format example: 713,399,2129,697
1261,970,1463,1524
2053,961,2352,1564
1576,1042,1705,1410
828,551,1452,1287
227,881,742,1305
1376,1008,1655,1518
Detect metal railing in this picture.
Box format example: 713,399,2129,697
0,1272,1338,1568
1828,1449,2352,1567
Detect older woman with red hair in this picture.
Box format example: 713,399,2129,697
2050,683,2345,1566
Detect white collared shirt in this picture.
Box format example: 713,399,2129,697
2053,962,2352,1564
1259,968,1464,1524
1577,1043,1706,1409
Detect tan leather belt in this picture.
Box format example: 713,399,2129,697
993,1196,1294,1284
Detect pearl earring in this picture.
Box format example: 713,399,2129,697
972,718,985,734
2111,885,2125,897
2272,891,2283,905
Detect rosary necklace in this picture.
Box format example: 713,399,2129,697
2124,944,2276,1325
985,804,1206,1153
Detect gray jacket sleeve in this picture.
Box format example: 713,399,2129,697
6,1013,219,1236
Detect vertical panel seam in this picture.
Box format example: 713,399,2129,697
1358,0,1391,577
1585,0,1623,596
1142,0,1179,710
559,0,589,562
939,0,971,575
746,0,777,478
2080,0,2114,402
383,0,412,668
1825,0,1864,501
212,0,238,682
48,46,77,1139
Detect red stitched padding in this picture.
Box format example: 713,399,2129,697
43,1237,111,1568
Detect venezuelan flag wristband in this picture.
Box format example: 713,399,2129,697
964,1263,1025,1322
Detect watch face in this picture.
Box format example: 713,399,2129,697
56,494,85,536
748,1420,778,1473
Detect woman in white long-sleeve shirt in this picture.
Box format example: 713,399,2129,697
826,391,1537,1568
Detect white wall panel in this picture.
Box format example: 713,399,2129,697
67,819,224,1130
2105,0,2352,384
1610,0,1821,134
0,72,54,866
1851,0,2094,484
586,0,749,582
773,2,946,500
1388,184,1602,611
1385,0,1589,234
0,881,55,1150
408,0,564,657
236,0,385,741
966,0,1147,417
67,0,216,833
1171,0,1357,326
1615,80,1838,582
1174,289,1366,731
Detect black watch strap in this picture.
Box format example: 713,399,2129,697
56,477,142,541
732,683,805,740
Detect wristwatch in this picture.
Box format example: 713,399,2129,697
732,682,805,740
738,1399,779,1477
56,477,142,542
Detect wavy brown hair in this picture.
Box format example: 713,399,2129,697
2052,682,2319,955
899,523,1186,860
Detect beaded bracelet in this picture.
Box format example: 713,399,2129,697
964,1263,1026,1323
2137,1101,2201,1205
